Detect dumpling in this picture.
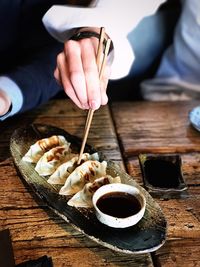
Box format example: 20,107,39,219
67,175,121,208
59,160,107,196
47,152,99,185
22,135,70,163
35,145,72,176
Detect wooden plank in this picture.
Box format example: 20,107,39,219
152,239,200,267
0,99,153,266
125,151,200,266
13,247,153,267
126,155,200,236
0,100,122,165
110,101,200,156
111,101,200,266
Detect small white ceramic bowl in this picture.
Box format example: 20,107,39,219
92,183,146,228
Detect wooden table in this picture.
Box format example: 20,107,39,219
0,99,200,267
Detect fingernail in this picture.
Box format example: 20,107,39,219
90,100,99,110
82,103,89,109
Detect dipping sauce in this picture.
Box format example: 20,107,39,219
93,183,146,228
96,191,141,218
144,159,180,188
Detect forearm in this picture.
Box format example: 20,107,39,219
0,43,63,120
43,0,166,79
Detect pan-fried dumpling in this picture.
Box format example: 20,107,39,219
47,152,99,185
23,135,70,163
35,145,72,176
59,160,107,196
67,175,121,208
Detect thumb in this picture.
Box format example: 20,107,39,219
100,65,111,105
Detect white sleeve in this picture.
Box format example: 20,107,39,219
0,76,23,121
42,0,166,79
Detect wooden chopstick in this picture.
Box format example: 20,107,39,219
77,29,111,165
96,27,105,71
99,38,111,79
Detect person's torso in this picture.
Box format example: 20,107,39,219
0,0,92,71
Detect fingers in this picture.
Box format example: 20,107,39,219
56,51,83,109
55,37,110,110
80,38,101,110
65,40,90,109
100,65,111,105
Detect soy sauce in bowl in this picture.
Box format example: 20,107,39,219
93,183,146,228
96,191,141,218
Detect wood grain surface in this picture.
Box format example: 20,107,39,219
111,101,200,267
0,100,154,266
1,99,200,266
110,101,200,156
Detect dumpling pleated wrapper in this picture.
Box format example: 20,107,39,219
59,160,107,196
22,135,70,163
67,175,121,208
47,152,99,185
35,145,72,176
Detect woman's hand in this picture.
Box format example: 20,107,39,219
54,29,111,110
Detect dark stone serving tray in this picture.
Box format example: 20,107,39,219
10,124,167,254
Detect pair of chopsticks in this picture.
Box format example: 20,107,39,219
77,27,111,165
